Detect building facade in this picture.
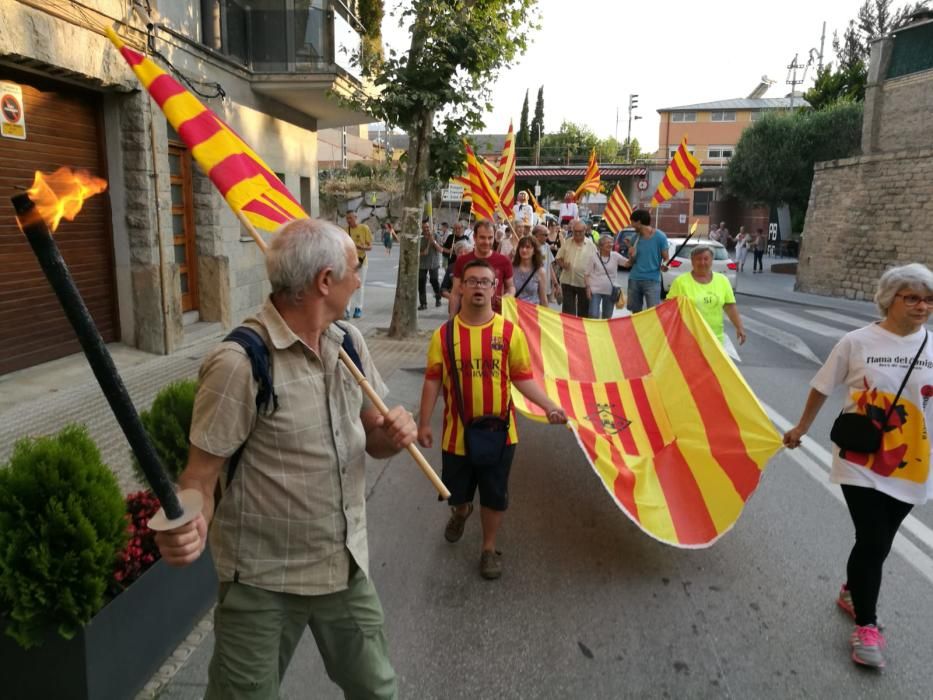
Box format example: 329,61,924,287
0,0,371,374
645,96,808,236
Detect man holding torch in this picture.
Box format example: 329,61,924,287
155,219,416,699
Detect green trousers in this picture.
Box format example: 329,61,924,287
205,568,397,699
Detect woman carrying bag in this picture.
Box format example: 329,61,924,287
584,235,627,319
783,263,933,670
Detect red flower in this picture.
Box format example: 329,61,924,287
110,490,163,596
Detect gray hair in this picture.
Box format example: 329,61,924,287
690,244,714,259
532,224,548,237
267,218,351,303
598,234,614,248
874,263,933,315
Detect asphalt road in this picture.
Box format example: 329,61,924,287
162,249,933,699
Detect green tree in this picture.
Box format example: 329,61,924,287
537,120,599,164
621,136,642,162
726,102,864,218
596,136,620,162
529,85,544,161
806,1,928,108
350,0,539,337
517,89,531,158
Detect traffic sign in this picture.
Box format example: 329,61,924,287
0,83,26,140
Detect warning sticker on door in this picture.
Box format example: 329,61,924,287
1,83,26,140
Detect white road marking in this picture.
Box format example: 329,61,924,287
367,281,396,288
723,335,741,363
762,401,933,587
742,317,822,364
756,307,847,339
804,309,873,328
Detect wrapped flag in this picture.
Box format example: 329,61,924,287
650,136,703,206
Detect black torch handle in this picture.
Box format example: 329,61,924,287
12,194,183,520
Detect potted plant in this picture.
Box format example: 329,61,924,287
1,406,216,699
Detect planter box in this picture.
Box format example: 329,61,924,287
1,549,217,700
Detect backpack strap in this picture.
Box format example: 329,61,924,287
334,321,365,376
222,326,278,487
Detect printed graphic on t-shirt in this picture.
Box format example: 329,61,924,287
842,377,930,483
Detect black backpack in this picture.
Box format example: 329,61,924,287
221,322,364,487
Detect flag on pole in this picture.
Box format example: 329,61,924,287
650,136,703,206
106,28,306,232
453,156,498,203
496,122,516,218
501,296,782,548
602,184,633,233
464,141,500,221
526,189,547,219
573,148,601,199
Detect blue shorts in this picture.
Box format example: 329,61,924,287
441,445,517,511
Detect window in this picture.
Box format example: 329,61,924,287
692,191,713,216
669,145,696,159
707,145,734,160
750,111,762,121
710,110,736,122
672,111,696,123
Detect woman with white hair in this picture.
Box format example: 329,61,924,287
783,263,933,670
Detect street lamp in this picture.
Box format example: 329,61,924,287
626,93,642,163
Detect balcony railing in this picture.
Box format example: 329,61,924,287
200,0,363,80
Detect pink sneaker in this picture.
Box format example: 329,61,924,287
850,624,886,669
837,585,855,619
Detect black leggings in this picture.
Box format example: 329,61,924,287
753,249,764,271
561,284,589,318
841,485,913,627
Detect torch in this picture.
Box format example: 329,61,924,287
11,169,201,532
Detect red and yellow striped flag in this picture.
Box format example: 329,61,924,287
464,141,500,221
453,155,498,203
573,148,601,199
526,189,547,218
496,122,516,218
106,28,306,232
502,296,782,548
602,184,633,233
650,136,703,206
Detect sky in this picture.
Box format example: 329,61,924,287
380,0,866,154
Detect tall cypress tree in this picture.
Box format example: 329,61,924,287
530,86,544,147
517,89,530,159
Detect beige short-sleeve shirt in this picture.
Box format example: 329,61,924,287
190,299,387,595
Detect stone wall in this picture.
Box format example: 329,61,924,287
795,147,933,299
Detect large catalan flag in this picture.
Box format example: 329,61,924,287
106,28,306,231
573,148,601,199
502,296,782,548
496,122,516,218
650,136,703,206
464,141,500,221
602,184,633,233
452,155,498,203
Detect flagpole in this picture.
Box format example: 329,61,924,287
236,214,450,499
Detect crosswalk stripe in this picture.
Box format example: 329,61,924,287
756,307,846,339
804,309,872,328
742,317,821,364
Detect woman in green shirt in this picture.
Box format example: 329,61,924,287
667,245,746,346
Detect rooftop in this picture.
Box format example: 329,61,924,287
658,96,810,112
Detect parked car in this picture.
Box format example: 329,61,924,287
662,238,737,292
614,227,636,254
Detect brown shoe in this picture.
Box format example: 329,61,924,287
480,550,502,580
444,503,473,543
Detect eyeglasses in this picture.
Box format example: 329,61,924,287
463,278,495,288
896,293,933,306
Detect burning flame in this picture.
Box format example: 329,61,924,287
26,167,108,232
689,220,698,234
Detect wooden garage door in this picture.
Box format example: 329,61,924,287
0,72,117,375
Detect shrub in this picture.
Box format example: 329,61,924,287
110,490,162,596
132,379,197,484
0,425,127,649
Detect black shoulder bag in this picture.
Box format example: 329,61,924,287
445,319,510,466
830,331,928,454
597,253,622,305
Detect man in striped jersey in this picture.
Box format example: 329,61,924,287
418,259,567,580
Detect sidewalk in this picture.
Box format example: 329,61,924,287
733,262,878,316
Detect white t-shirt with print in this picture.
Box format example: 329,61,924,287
811,324,933,504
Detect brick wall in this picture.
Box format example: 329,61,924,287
795,147,933,299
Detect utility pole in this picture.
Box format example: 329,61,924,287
626,93,641,163
808,21,826,73
785,54,807,109
535,122,541,165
